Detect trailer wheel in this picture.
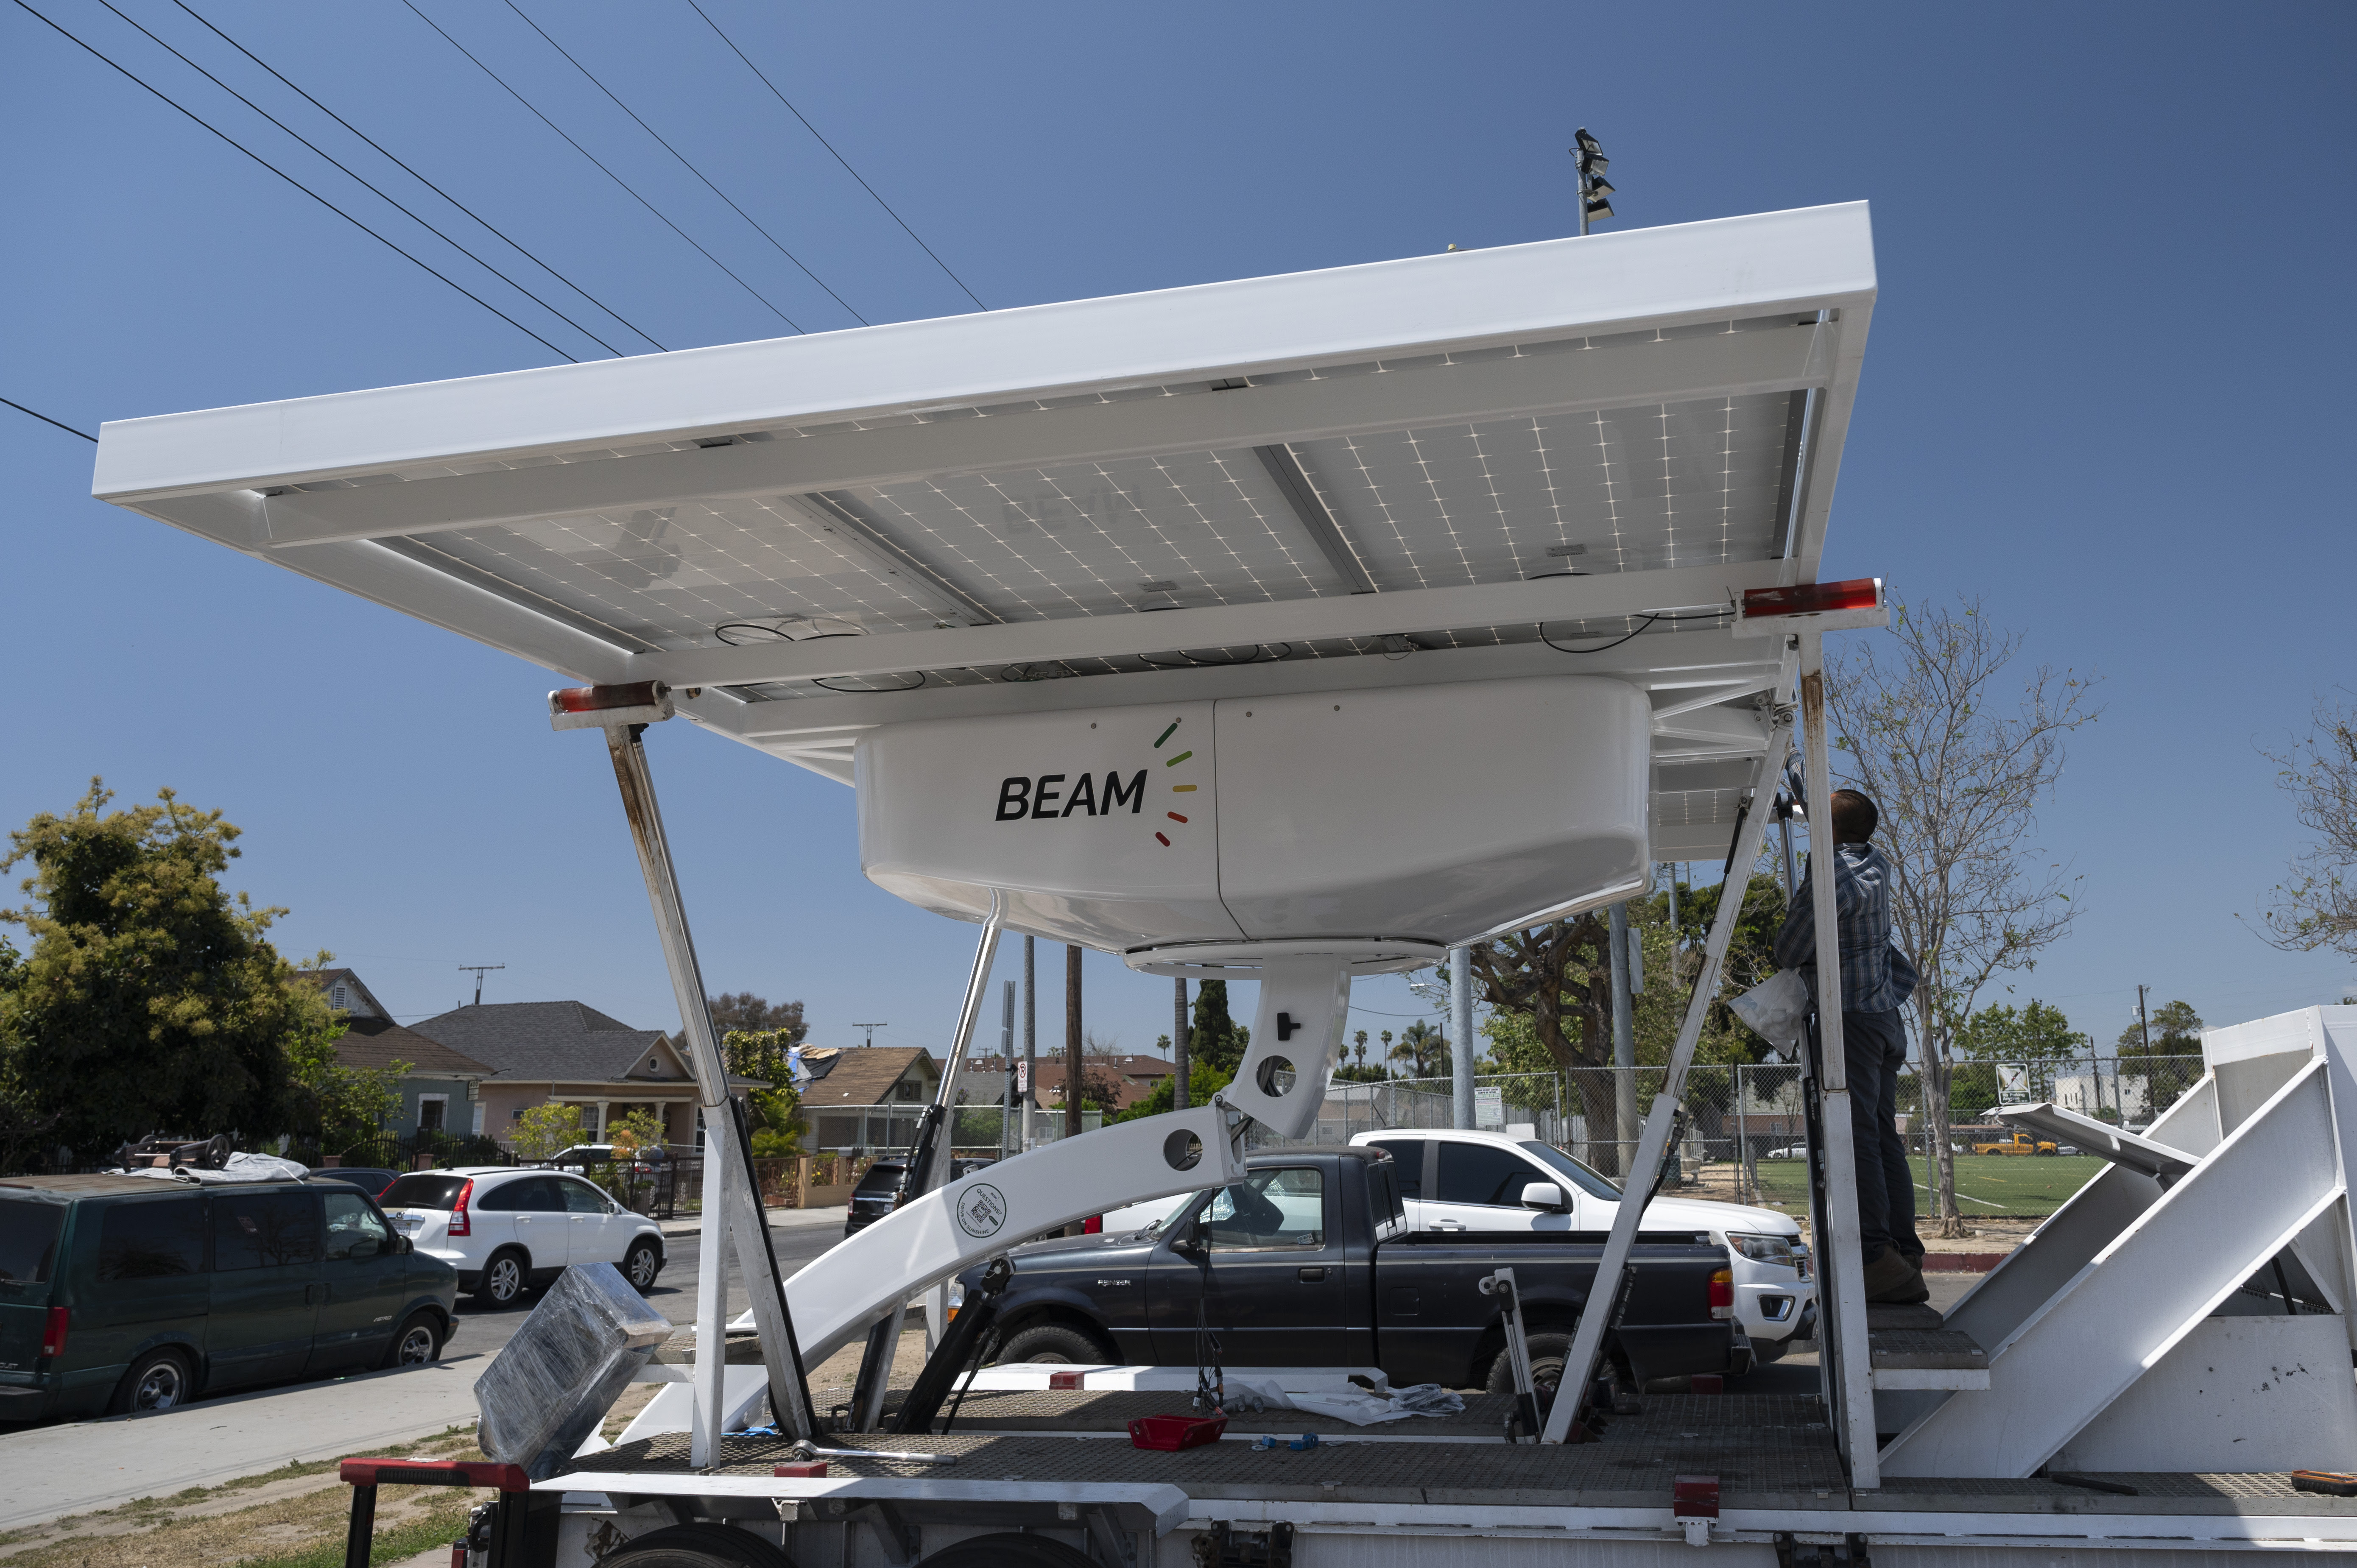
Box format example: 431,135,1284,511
994,1322,1114,1365
600,1522,796,1568
1486,1331,1569,1420
918,1531,1098,1568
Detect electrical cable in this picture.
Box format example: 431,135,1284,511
1538,608,1731,654
682,0,986,312
10,0,573,361
503,0,867,326
170,0,667,352
2,396,97,441
92,0,625,359
397,0,804,333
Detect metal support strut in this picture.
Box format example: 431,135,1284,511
553,681,814,1467
1542,711,1793,1444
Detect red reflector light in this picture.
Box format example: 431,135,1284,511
40,1306,69,1359
447,1177,474,1237
1082,1214,1103,1234
1708,1267,1735,1319
1673,1473,1722,1518
1741,578,1880,617
550,680,668,714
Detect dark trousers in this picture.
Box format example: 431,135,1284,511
1842,1007,1921,1264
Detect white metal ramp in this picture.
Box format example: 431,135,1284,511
1879,1005,2357,1477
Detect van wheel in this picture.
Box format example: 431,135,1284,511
1486,1331,1571,1421
382,1311,444,1369
109,1347,195,1415
994,1322,1114,1365
624,1239,663,1293
599,1522,795,1567
475,1249,527,1308
918,1532,1098,1568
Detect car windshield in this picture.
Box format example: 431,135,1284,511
380,1175,469,1211
1518,1140,1624,1199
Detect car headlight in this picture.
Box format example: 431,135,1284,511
1725,1231,1799,1268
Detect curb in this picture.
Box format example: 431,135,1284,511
1921,1252,2008,1272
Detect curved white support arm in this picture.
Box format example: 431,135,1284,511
749,1101,1245,1364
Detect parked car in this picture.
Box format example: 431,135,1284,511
1761,1143,1809,1161
1969,1132,2058,1157
844,1157,994,1236
0,1172,458,1424
545,1144,666,1174
963,1147,1740,1406
310,1167,401,1198
377,1167,666,1307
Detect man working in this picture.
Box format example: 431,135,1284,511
1774,787,1927,1305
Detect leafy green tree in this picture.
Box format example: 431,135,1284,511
1958,999,2080,1060
725,1028,804,1157
282,976,409,1156
511,1103,586,1162
606,1107,668,1207
1188,979,1250,1076
708,993,807,1044
1112,1058,1233,1122
2117,999,2202,1054
1,781,325,1161
1389,1020,1451,1080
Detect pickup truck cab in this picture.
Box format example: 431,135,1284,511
1348,1129,1814,1357
1970,1132,2058,1157
966,1147,1738,1402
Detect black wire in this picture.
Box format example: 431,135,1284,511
682,0,986,313
502,0,866,326
1138,642,1293,670
170,0,667,352
11,0,573,361
1537,608,1733,654
813,671,927,693
92,0,623,358
2,396,97,441
397,0,804,333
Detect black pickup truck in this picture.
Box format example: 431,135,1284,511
961,1147,1738,1395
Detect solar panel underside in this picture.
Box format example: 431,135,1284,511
325,340,1803,701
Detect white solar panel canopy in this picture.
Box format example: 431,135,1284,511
94,203,1875,860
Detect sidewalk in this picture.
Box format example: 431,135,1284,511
0,1356,491,1532
657,1203,846,1242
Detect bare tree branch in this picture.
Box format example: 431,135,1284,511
1826,596,2102,1236
2255,694,2357,956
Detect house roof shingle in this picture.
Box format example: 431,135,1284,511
408,1001,687,1086
801,1046,937,1108
334,1016,494,1078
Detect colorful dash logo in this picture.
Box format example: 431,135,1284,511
991,715,1197,850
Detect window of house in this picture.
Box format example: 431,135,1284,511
331,985,349,1009
417,1095,447,1133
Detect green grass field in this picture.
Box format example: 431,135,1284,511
1743,1153,2110,1217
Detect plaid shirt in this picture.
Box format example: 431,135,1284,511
1773,840,1919,1014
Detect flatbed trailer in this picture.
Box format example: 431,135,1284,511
94,200,2357,1568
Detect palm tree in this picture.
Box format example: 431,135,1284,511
1352,1030,1369,1071
1389,1021,1450,1080
1379,1030,1394,1075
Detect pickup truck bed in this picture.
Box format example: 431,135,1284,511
965,1146,1736,1390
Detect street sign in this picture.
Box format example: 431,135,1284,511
1475,1085,1505,1128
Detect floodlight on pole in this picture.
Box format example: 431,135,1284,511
1570,127,1615,235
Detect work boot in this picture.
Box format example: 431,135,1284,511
1861,1247,1928,1304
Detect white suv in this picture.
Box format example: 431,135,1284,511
1348,1129,1814,1356
378,1167,666,1308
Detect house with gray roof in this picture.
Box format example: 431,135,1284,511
301,968,495,1141
408,999,752,1150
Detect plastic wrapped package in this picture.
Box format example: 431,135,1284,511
475,1262,672,1479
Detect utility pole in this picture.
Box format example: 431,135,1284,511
1571,127,1615,236
2137,985,2151,1053
458,964,504,1005
1022,936,1037,1152
850,1021,887,1049
1000,980,1016,1161
1172,977,1190,1111
1609,902,1638,1177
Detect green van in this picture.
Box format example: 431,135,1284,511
0,1173,460,1423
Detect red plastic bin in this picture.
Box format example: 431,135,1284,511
1128,1414,1227,1451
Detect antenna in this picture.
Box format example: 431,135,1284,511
458,964,505,1005
850,1021,887,1048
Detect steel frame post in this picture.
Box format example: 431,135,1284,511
1797,632,1878,1487
1450,945,1476,1130
916,896,1005,1359
1541,714,1792,1444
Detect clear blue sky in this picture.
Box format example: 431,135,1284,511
4,2,2350,1066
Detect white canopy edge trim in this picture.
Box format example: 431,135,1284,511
92,203,1874,503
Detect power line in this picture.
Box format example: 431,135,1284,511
91,0,626,359
681,0,986,312
397,0,805,333
3,396,96,441
170,0,667,352
10,0,574,361
502,0,866,326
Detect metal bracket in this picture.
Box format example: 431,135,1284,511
852,1501,918,1567
1775,1533,1871,1568
1085,1506,1139,1568
1193,1522,1293,1568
